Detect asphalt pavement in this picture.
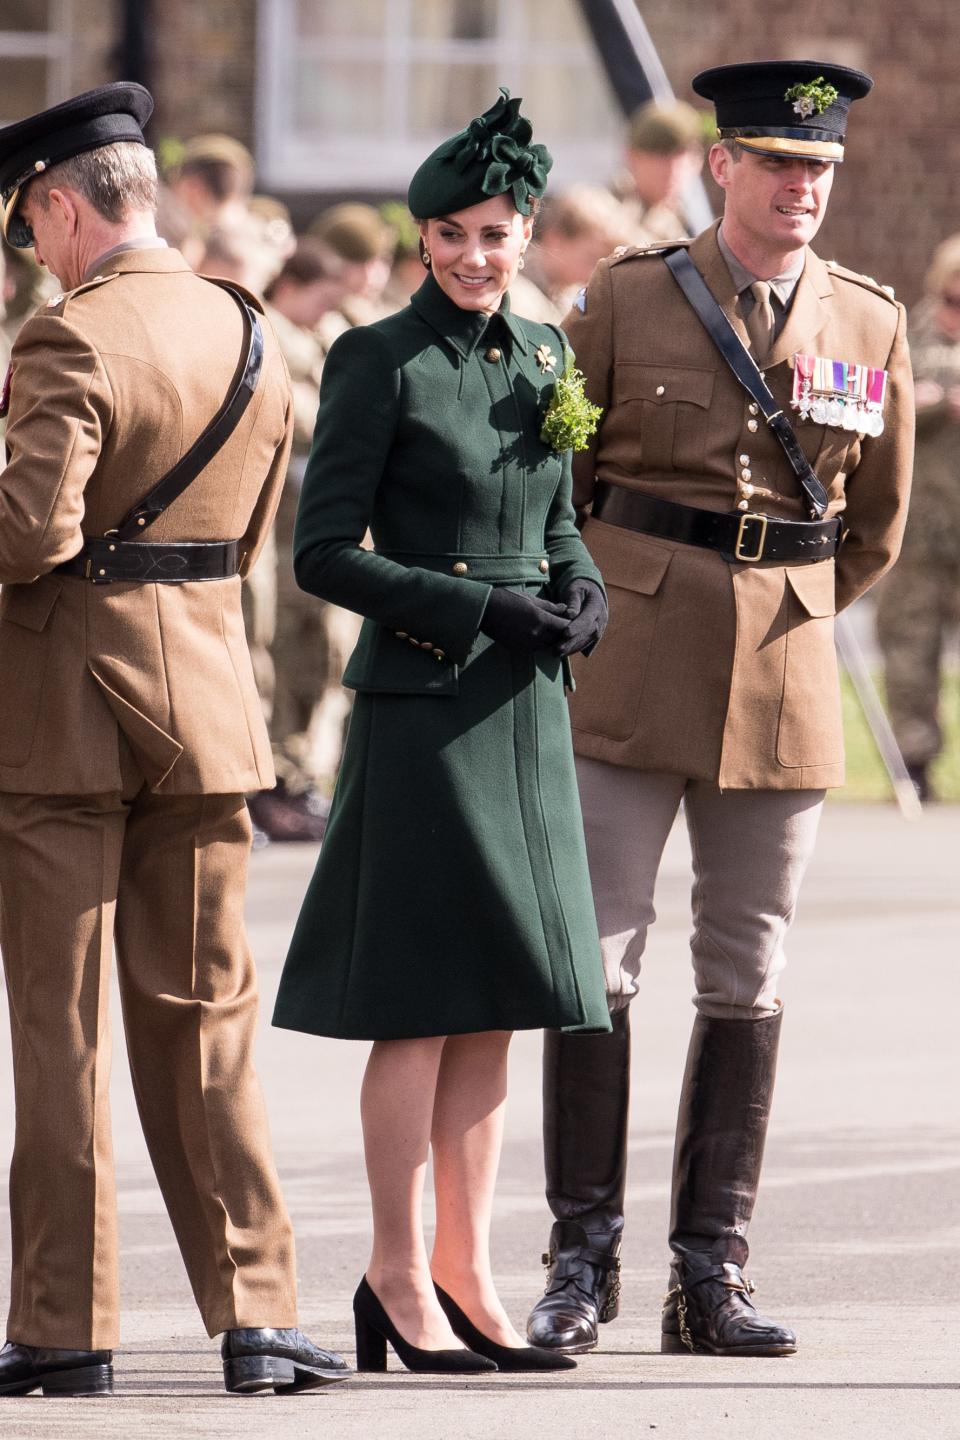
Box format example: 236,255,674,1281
0,801,957,1439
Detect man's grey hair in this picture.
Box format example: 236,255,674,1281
32,141,158,222
718,138,744,162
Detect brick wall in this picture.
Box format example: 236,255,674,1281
639,0,960,305
149,0,257,149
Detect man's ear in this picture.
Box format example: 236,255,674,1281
707,142,732,191
46,186,80,235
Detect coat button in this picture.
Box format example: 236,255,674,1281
747,418,759,432
748,402,759,416
420,640,433,650
485,347,501,363
396,631,408,639
452,561,469,575
738,453,750,465
740,468,752,481
539,559,549,573
655,384,665,396
737,499,750,511
432,648,445,661
408,637,419,646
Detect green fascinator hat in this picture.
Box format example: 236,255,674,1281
407,88,553,220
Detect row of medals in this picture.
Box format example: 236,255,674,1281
791,353,887,436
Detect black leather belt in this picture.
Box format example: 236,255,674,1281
56,538,240,584
593,483,842,565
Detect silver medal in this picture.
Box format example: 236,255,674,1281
811,397,829,424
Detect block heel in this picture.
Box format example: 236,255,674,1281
40,1362,115,1396
354,1311,387,1372
223,1353,296,1394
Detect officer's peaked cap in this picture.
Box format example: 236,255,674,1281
0,81,153,247
692,61,873,163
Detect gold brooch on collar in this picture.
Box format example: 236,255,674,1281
535,342,557,374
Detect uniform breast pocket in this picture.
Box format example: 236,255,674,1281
613,363,715,473
0,577,63,768
776,560,843,768
568,520,673,742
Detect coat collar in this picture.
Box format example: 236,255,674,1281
410,270,529,358
688,220,834,369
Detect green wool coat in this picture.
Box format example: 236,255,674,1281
271,272,610,1041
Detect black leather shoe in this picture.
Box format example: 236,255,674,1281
525,1220,621,1353
221,1327,351,1394
435,1284,576,1371
661,1250,797,1356
0,1340,113,1396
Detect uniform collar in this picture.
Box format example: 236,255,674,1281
690,220,834,368
716,224,805,308
411,270,529,358
80,244,193,279
82,235,168,282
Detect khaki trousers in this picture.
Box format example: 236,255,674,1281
576,757,825,1019
0,751,297,1349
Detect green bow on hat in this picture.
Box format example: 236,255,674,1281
408,88,553,220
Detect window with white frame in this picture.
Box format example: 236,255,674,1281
256,0,623,195
0,1,71,129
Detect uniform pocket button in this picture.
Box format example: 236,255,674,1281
452,561,469,575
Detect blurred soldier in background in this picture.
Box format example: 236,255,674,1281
249,242,352,840
167,132,255,236
520,186,632,321
614,99,706,246
877,234,960,801
310,202,395,326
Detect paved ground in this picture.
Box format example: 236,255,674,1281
0,802,958,1438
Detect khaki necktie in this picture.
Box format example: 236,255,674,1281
746,280,776,366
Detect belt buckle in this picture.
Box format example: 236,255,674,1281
734,511,768,562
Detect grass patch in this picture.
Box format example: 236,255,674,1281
836,669,960,801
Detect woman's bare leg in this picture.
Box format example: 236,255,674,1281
362,1036,463,1349
430,1030,525,1347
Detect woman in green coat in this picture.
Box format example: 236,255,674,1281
273,92,610,1374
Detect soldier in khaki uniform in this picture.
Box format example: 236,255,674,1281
876,232,960,800
0,85,349,1398
613,100,706,247
527,62,913,1359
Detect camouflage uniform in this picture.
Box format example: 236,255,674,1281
876,300,960,767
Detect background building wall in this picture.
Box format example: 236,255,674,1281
2,0,957,305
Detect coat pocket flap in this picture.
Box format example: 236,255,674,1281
786,560,836,618
581,518,674,596
0,576,62,632
614,363,715,409
343,619,460,696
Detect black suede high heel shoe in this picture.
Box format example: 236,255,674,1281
434,1283,578,1372
352,1277,498,1374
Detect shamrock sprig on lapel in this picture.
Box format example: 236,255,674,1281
540,346,602,453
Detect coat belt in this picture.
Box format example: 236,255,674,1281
378,550,551,583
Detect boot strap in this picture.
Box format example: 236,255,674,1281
682,1261,755,1296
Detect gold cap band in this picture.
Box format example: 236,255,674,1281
734,135,844,162
2,184,24,243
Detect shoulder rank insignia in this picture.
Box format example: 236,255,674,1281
573,286,587,313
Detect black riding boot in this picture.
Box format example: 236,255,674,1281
661,1008,797,1356
526,1009,630,1352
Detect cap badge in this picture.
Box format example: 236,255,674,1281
784,77,839,118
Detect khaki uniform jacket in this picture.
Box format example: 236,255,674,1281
0,247,293,794
565,222,914,789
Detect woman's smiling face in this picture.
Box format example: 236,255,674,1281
420,193,533,315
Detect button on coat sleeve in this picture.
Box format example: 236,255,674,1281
0,314,113,584
292,326,491,663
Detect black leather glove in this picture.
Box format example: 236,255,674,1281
555,578,608,657
480,586,570,653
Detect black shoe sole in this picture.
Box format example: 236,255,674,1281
661,1332,797,1357
224,1354,350,1395
0,1362,114,1396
